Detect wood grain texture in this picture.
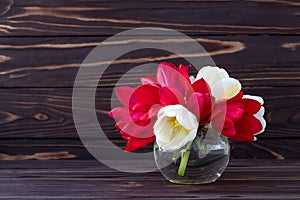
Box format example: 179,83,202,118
0,87,299,139
0,1,299,198
0,0,300,36
0,36,299,87
0,160,299,199
0,139,92,160
0,138,299,160
0,151,76,160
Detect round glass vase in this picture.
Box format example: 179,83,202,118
153,131,230,184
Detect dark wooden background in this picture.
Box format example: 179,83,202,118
0,0,300,199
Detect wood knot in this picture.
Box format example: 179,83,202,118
34,113,49,121
0,55,11,63
0,111,20,125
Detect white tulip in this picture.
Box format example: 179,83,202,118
154,105,199,151
195,66,241,101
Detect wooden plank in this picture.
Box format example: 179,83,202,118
0,87,299,139
0,138,299,160
0,0,299,36
0,36,299,87
0,160,299,199
0,139,92,160
230,139,300,159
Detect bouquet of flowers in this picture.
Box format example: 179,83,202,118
109,62,266,183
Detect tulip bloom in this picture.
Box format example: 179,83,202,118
194,66,241,101
154,105,199,151
212,91,266,141
108,85,159,152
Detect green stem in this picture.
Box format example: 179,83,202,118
177,144,192,176
177,124,211,177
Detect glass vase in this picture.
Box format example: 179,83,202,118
153,130,230,184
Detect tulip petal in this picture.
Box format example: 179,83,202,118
243,94,264,105
213,116,236,137
211,99,225,119
196,66,229,86
156,121,174,144
116,86,135,107
178,64,191,81
108,107,129,119
211,78,241,100
119,119,154,138
148,104,162,118
228,91,244,103
120,131,131,141
187,92,204,119
140,75,157,86
226,102,245,121
242,98,262,114
192,78,210,94
235,113,263,139
133,85,160,107
130,112,145,122
229,132,254,142
161,104,182,118
159,87,184,106
164,127,197,151
154,112,173,146
125,136,155,152
139,112,150,121
115,116,133,129
176,108,198,130
132,103,149,112
158,62,177,69
157,62,191,94
254,107,266,134
201,93,214,125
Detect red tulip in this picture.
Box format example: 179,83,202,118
212,91,266,141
